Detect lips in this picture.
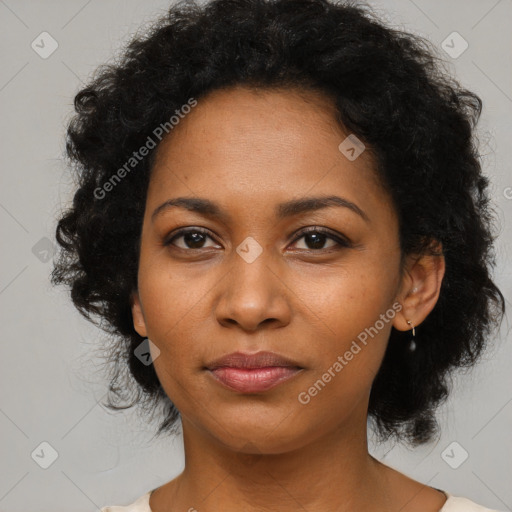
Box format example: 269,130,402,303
206,351,302,370
205,351,304,393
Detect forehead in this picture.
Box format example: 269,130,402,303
147,85,389,219
153,85,343,162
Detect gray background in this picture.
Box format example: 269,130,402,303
0,0,511,510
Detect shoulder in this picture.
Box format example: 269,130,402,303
442,493,503,512
100,491,152,512
98,489,502,512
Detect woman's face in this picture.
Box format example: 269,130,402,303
131,85,408,454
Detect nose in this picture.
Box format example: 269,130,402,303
214,250,292,332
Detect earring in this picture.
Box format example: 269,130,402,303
406,320,416,352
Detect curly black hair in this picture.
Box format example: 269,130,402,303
51,0,505,446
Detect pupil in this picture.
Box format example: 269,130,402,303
306,233,325,249
185,232,205,248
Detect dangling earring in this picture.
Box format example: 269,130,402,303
406,320,416,351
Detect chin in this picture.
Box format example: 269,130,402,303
201,410,311,455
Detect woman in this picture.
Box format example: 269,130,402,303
51,0,506,510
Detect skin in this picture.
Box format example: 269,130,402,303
130,85,446,512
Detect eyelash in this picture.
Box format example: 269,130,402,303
163,226,352,252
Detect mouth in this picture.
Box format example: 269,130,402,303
205,351,304,393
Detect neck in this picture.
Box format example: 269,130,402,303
157,405,393,512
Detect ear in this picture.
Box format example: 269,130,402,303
130,290,148,337
392,240,445,332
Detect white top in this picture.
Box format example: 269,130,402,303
100,489,503,511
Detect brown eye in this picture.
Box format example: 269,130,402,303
165,228,219,250
290,227,351,251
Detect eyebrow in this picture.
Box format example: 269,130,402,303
151,195,370,223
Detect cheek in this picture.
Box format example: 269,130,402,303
304,257,398,343
138,255,212,338
295,290,393,426
298,257,398,390
135,277,204,397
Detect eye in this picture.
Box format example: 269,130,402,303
164,227,220,250
290,227,351,251
164,226,351,252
